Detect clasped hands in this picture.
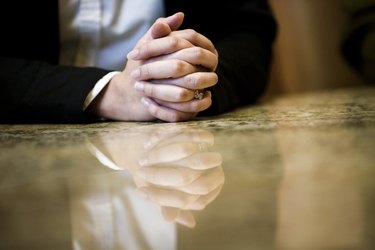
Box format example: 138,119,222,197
90,12,219,122
86,126,224,228
133,128,224,228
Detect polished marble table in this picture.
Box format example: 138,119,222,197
1,85,375,250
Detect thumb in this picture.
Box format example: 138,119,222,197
151,12,185,39
150,22,172,39
137,12,185,46
163,12,184,32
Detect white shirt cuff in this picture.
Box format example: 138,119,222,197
83,71,121,111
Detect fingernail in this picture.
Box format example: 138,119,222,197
127,49,139,59
134,81,144,91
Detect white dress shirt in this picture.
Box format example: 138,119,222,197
58,0,165,109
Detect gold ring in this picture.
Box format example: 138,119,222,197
193,89,205,100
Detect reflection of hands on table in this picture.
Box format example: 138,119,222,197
135,131,224,228
86,127,224,228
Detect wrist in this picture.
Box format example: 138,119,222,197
85,71,122,119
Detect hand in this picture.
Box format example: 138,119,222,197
86,125,225,228
87,13,186,122
134,128,224,228
135,152,224,228
128,28,219,121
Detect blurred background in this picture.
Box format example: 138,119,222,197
264,0,368,100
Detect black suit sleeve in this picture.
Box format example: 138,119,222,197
166,0,277,115
0,57,110,123
0,1,112,123
1,0,277,123
341,0,375,84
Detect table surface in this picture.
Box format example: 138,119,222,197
1,85,375,250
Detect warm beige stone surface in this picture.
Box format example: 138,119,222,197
1,85,375,250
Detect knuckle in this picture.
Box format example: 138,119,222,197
191,46,203,58
177,88,191,101
186,29,198,40
173,60,187,73
167,36,180,49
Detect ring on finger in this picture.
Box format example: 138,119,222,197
193,89,205,100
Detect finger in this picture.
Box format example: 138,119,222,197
173,209,196,228
135,166,203,186
136,12,184,46
147,46,218,72
128,36,193,60
170,29,218,56
138,141,204,166
129,36,218,70
140,97,198,122
192,185,223,210
161,206,180,222
136,84,212,113
159,12,185,33
135,73,217,102
161,207,196,228
182,185,224,210
150,22,172,40
154,91,212,113
138,186,200,208
151,72,218,89
177,166,225,195
135,81,195,102
131,60,197,81
139,183,222,212
169,152,223,170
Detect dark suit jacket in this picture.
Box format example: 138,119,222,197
0,0,276,123
341,0,375,84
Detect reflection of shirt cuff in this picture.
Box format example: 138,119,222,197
83,71,121,110
85,137,125,171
